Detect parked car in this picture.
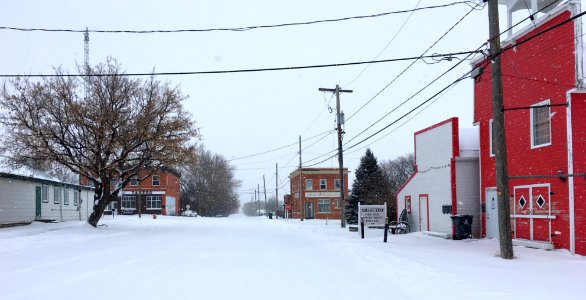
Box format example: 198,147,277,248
182,210,198,217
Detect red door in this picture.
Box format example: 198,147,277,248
514,187,531,240
531,185,551,242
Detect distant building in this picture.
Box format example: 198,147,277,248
0,168,95,227
396,117,480,238
80,167,181,216
288,168,349,220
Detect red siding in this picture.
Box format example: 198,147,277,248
473,10,581,253
571,93,586,255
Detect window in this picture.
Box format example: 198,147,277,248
146,195,162,210
64,188,69,205
152,175,160,186
121,195,136,210
319,179,327,190
54,187,61,204
318,199,330,213
530,100,551,148
110,176,118,188
74,190,80,206
305,179,313,190
108,202,118,210
42,185,48,203
489,119,494,157
334,198,340,209
130,176,138,186
334,179,341,190
405,196,412,214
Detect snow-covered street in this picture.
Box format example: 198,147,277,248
1,215,584,300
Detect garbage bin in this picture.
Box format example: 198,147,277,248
450,215,473,240
268,212,273,219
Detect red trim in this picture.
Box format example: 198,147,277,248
404,196,412,215
451,118,460,158
419,194,430,231
414,117,458,136
450,157,457,215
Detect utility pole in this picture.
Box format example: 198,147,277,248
488,0,513,259
255,187,259,216
319,84,353,228
275,163,279,216
258,184,261,215
299,135,304,221
263,175,268,214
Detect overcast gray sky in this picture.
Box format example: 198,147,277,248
1,0,537,204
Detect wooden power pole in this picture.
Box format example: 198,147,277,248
488,0,514,259
319,84,352,228
263,175,267,214
275,163,279,216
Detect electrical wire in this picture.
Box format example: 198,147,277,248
0,51,482,78
344,0,485,122
0,2,479,34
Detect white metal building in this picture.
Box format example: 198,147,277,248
396,117,480,238
0,168,94,227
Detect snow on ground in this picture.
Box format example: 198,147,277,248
0,215,584,300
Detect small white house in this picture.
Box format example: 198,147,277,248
396,117,480,238
0,168,94,227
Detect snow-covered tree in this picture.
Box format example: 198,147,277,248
180,147,240,217
0,59,198,227
379,153,415,219
346,149,389,224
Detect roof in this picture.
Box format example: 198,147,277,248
0,166,93,190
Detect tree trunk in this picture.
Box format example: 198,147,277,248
88,197,109,227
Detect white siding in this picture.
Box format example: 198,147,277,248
455,157,481,238
0,178,36,225
0,176,94,226
398,121,454,234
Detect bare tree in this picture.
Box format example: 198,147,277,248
379,153,415,219
180,147,240,217
0,59,198,227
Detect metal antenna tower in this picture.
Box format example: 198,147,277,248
84,28,89,100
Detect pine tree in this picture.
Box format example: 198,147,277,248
346,149,390,224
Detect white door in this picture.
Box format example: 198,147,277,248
166,196,176,216
485,189,499,239
419,195,429,231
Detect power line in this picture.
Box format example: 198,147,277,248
227,130,331,162
345,0,485,122
0,51,482,78
343,0,423,87
0,2,479,34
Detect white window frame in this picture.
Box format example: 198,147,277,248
42,185,49,203
305,179,313,191
63,188,69,205
74,190,80,206
146,195,162,210
152,175,160,186
319,179,327,190
334,179,341,190
334,198,340,209
489,119,495,157
130,176,138,186
530,100,552,149
317,199,330,213
54,186,61,204
121,195,136,210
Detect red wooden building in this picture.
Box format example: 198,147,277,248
288,168,349,220
80,167,181,216
472,1,585,255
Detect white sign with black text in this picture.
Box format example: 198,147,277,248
358,203,387,227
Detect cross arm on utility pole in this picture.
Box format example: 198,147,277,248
318,84,353,228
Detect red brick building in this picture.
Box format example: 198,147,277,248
80,167,181,216
288,168,349,220
472,2,585,255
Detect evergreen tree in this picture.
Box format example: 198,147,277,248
346,149,390,224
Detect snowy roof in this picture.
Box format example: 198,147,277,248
0,165,60,182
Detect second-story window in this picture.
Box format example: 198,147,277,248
152,175,160,186
130,176,138,186
320,179,327,190
305,179,313,190
334,179,341,190
531,100,552,148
